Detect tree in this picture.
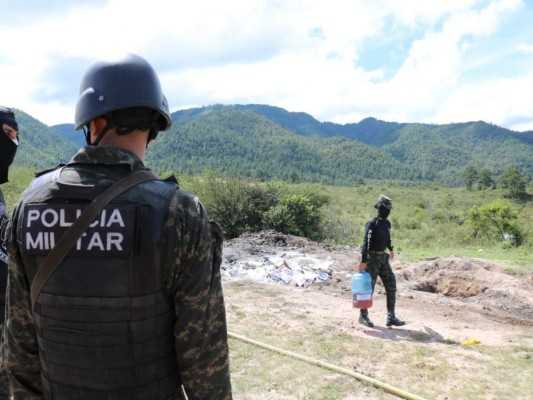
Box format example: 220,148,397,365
289,170,301,183
263,193,328,241
461,166,478,190
466,200,523,246
498,167,527,199
354,177,365,187
477,168,494,190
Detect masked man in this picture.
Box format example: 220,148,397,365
357,194,405,328
0,106,19,398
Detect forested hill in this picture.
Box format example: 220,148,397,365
53,123,86,146
146,108,416,184
13,110,78,171
167,105,532,185
13,104,533,186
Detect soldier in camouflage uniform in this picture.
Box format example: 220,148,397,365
4,54,232,399
357,194,405,328
1,106,20,399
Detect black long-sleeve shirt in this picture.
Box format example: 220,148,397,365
361,217,393,263
0,189,8,322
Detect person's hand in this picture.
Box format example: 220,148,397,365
389,250,395,261
357,262,366,271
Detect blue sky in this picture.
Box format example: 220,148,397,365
1,0,532,131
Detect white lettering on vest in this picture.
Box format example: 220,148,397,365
24,205,134,256
27,208,126,228
41,209,59,228
27,209,40,227
106,209,125,227
107,232,123,250
26,232,56,250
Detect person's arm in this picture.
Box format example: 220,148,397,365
0,191,9,324
0,193,11,400
170,193,232,400
360,220,372,263
386,220,394,260
357,220,372,271
5,207,43,398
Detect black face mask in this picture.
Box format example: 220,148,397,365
0,132,18,184
377,206,390,219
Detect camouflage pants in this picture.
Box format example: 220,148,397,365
361,252,398,316
0,322,9,399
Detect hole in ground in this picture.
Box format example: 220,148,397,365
410,276,487,298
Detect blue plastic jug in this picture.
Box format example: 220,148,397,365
352,271,373,309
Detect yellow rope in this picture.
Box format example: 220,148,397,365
228,331,429,400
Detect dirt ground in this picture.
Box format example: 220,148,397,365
222,230,532,354
221,231,533,398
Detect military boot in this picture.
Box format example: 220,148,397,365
358,309,374,328
386,314,405,327
386,298,405,327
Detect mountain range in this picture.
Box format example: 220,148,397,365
11,104,532,187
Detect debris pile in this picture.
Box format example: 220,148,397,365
222,251,333,287
220,231,343,287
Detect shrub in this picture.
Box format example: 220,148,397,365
466,200,524,246
263,193,328,241
191,173,329,240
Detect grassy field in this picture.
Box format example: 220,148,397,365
304,181,532,272
5,166,532,272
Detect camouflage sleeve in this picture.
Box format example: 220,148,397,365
0,191,10,398
1,191,9,320
0,322,10,398
5,206,43,398
167,191,232,400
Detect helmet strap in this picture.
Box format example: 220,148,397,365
82,118,112,146
82,125,91,145
93,123,113,146
147,113,161,143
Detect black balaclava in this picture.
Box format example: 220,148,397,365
376,205,390,219
0,106,19,184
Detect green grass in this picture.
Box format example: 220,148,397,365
4,168,532,273
308,181,533,271
229,339,386,399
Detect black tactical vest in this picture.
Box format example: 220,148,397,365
17,169,181,399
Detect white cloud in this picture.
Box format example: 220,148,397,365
0,0,532,131
434,75,533,129
516,43,533,54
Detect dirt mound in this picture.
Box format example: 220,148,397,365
224,230,340,257
397,257,533,323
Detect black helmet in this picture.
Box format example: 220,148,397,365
375,194,393,210
74,53,171,131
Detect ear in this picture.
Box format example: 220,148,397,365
89,118,107,143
